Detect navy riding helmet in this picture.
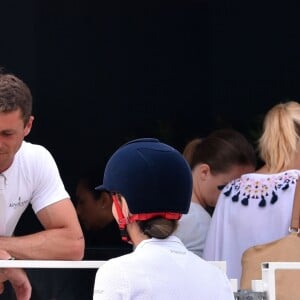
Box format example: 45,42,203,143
96,138,192,215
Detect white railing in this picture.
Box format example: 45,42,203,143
0,260,238,295
0,259,227,272
0,260,106,269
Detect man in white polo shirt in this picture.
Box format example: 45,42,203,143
0,70,84,260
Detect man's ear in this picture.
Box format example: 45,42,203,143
24,116,34,136
196,163,211,181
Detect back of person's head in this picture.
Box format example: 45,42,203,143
259,101,300,173
96,138,193,239
182,138,202,166
77,169,104,201
184,129,256,174
76,167,117,231
0,69,32,124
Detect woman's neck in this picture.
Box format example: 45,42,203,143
256,164,288,174
126,222,150,247
191,190,205,207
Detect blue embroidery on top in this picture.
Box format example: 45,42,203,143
222,172,298,207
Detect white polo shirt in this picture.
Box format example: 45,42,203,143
0,141,69,236
93,236,234,300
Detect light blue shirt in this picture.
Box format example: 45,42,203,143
174,202,211,257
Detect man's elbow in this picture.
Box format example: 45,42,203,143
69,236,85,260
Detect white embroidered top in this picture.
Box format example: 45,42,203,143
203,169,300,284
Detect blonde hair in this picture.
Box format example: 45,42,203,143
259,101,300,173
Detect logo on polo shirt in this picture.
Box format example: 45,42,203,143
9,197,29,208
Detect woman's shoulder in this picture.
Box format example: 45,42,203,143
239,169,300,185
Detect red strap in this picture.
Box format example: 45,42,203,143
111,194,127,229
111,193,182,241
129,212,182,222
111,194,129,242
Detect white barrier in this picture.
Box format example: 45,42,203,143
0,260,106,269
0,260,227,272
0,260,238,295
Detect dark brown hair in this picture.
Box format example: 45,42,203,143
0,72,32,125
184,129,256,174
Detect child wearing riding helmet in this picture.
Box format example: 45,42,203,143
93,138,234,300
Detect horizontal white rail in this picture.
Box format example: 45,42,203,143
0,260,106,269
0,260,227,271
0,259,239,294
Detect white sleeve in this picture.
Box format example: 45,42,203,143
29,145,70,213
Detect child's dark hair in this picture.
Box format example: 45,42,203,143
183,129,256,174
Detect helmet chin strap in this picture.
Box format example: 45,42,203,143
129,212,182,221
111,193,182,243
111,193,130,242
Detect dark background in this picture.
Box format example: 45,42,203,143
1,1,300,298
1,1,300,199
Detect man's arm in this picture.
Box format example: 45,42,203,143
0,199,85,260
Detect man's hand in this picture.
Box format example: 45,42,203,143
1,267,31,300
0,250,31,300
